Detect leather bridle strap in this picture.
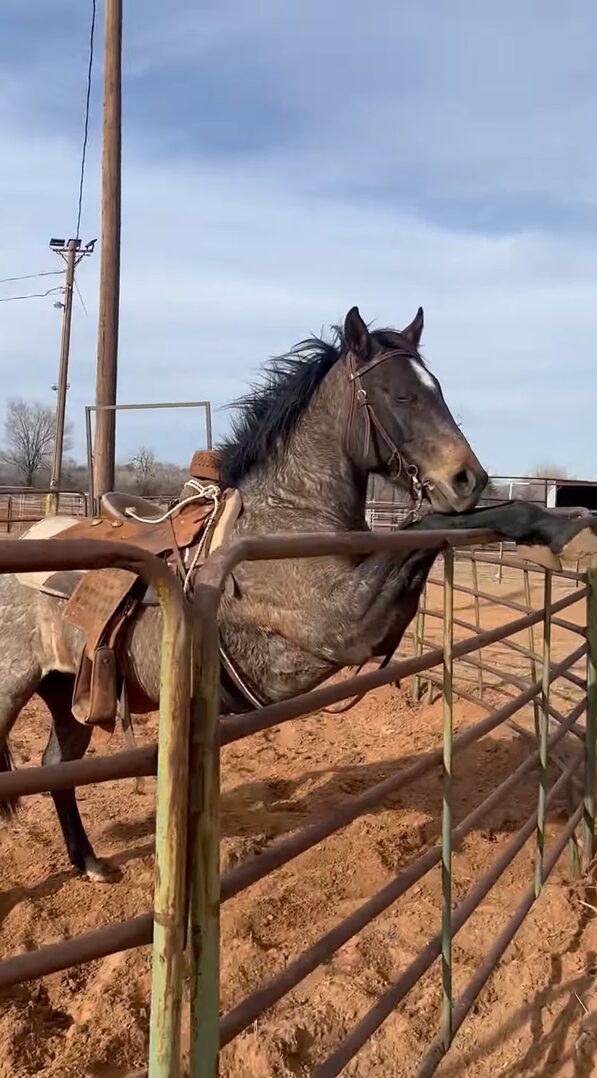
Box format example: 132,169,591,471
347,344,417,379
346,348,413,481
345,345,428,522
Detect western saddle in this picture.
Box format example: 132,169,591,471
52,450,240,732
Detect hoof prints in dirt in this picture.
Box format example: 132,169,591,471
0,953,151,1077
0,983,73,1074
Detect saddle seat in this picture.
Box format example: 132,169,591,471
101,491,166,522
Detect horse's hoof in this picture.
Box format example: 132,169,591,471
74,857,121,883
558,528,597,563
515,545,562,572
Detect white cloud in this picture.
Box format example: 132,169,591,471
1,2,596,478
122,0,597,208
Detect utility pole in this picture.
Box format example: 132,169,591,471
94,0,122,498
47,237,94,512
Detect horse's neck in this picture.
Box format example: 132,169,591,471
239,364,368,532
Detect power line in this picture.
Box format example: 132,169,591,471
75,0,97,239
74,277,88,315
0,270,62,284
0,287,64,304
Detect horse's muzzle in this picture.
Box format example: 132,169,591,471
428,465,488,514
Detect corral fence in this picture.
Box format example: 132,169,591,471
365,474,552,535
0,488,178,534
0,489,88,533
192,530,597,1076
0,529,594,1077
365,474,597,529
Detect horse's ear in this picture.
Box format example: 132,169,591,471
401,307,424,348
344,307,371,359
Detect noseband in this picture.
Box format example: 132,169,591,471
345,346,427,521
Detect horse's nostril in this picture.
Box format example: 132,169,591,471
452,468,476,497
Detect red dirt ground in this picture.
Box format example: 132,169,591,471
0,562,596,1076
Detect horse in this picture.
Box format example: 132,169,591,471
0,305,594,880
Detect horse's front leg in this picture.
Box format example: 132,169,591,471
410,501,597,563
233,550,434,669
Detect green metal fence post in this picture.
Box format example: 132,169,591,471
189,579,221,1078
470,557,483,698
583,564,597,866
412,582,427,703
441,549,455,1052
534,571,552,898
148,582,192,1078
523,568,541,739
497,544,504,585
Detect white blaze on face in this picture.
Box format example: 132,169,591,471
410,356,438,394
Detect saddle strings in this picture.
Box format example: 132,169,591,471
123,478,221,594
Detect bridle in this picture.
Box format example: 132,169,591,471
345,346,429,524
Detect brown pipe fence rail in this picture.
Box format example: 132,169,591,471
0,529,594,1077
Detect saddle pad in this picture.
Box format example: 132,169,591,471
15,515,83,592
210,489,242,553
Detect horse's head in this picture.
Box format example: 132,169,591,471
343,306,487,513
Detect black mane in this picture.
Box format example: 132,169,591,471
219,330,342,486
219,326,416,487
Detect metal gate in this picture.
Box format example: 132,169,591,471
0,529,593,1076
191,528,596,1077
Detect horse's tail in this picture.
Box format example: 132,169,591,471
0,745,19,820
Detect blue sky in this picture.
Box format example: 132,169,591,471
1,1,596,475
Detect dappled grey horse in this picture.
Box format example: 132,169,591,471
0,305,594,879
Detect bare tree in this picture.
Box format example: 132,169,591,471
532,464,569,479
116,454,187,497
479,477,504,503
129,446,158,495
1,399,72,486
